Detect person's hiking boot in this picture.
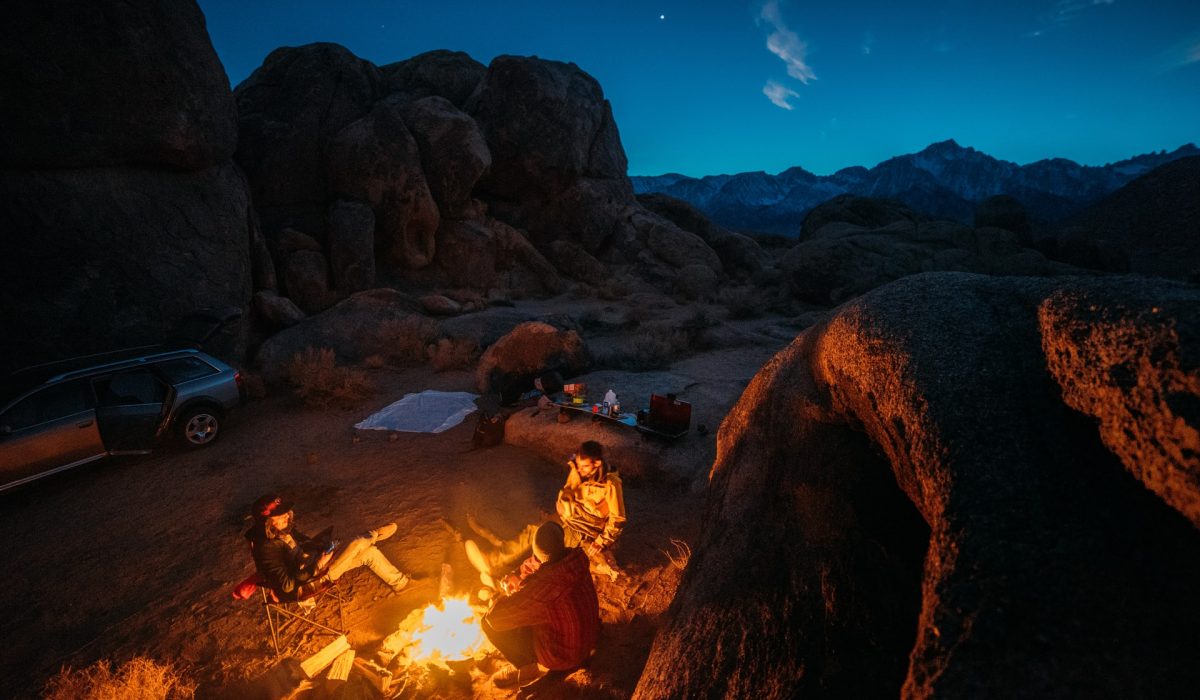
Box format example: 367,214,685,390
388,573,410,593
367,523,397,544
492,662,547,688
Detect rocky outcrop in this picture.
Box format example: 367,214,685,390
1051,156,1200,280
469,55,628,201
780,196,1080,304
327,200,376,293
1,0,236,170
380,50,487,108
253,289,422,380
328,100,440,268
974,194,1032,241
234,43,381,235
637,193,770,278
0,0,253,373
475,321,588,394
0,163,253,371
234,44,729,304
401,96,492,219
637,273,1200,699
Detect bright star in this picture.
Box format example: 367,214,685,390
660,14,666,20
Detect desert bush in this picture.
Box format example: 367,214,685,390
377,315,439,366
429,337,479,372
362,354,386,369
284,348,374,407
717,285,765,319
44,656,196,700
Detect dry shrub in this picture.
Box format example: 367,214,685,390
662,538,692,570
284,348,373,407
717,285,766,319
362,354,386,369
378,315,439,366
44,656,195,700
429,337,479,372
594,325,689,370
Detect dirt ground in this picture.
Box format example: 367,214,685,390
0,300,797,700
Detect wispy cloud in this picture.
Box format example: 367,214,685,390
1030,0,1116,37
759,1,817,83
1187,43,1200,65
861,31,874,56
763,79,800,110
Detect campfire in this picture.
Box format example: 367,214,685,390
407,596,486,665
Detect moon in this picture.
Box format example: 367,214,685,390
660,14,666,20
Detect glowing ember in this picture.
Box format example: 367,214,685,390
407,597,486,664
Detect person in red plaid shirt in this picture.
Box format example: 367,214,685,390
481,521,600,689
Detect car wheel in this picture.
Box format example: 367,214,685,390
178,407,221,448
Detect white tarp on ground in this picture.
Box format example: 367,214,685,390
354,390,479,433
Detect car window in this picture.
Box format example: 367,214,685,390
0,379,95,430
95,370,168,406
155,357,218,384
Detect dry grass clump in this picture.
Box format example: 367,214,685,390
429,337,479,372
593,325,689,371
44,656,196,700
377,315,440,366
285,348,374,407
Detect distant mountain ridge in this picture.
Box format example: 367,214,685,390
631,141,1200,236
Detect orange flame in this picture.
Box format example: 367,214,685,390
407,596,486,664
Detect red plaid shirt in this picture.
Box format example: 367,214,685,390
485,549,599,670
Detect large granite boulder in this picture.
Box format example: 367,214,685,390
253,289,423,380
327,200,376,293
328,100,440,268
636,273,1200,699
637,193,770,278
429,219,564,297
0,163,253,372
401,96,492,219
380,50,487,108
468,55,629,202
0,0,236,170
234,43,381,236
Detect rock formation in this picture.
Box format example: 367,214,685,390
232,43,734,340
636,272,1200,698
779,195,1081,305
0,0,251,373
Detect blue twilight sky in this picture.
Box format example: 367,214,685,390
197,0,1200,177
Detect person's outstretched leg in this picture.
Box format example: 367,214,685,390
325,536,409,591
466,524,537,577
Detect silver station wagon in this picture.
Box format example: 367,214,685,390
0,347,243,492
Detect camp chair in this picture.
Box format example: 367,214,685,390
232,556,348,657
636,393,692,439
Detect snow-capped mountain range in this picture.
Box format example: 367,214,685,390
630,140,1200,236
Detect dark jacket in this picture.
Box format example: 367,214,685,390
245,523,322,601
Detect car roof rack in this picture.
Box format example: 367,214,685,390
1,345,199,404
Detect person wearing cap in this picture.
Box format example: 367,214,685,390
245,494,410,600
481,522,600,689
466,440,626,582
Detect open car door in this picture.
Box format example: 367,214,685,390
93,369,174,453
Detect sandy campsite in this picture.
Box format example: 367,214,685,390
0,295,801,699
